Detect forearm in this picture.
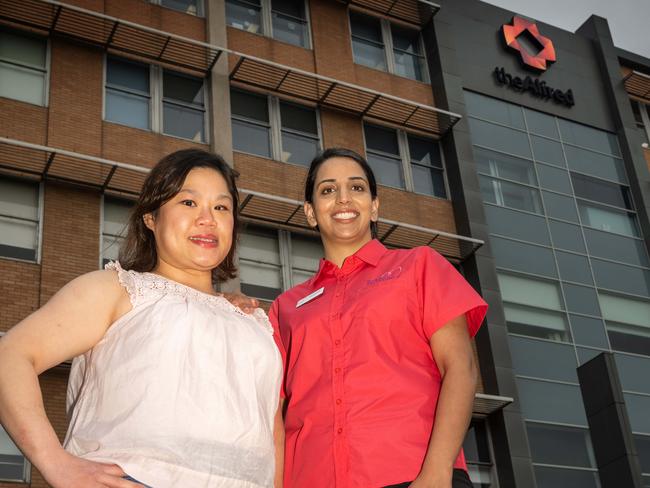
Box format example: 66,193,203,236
419,363,477,481
0,348,66,476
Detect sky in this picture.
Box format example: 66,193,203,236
482,0,650,59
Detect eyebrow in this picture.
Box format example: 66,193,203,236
178,189,233,201
316,176,368,187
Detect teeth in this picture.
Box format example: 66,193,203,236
333,212,357,219
190,237,216,243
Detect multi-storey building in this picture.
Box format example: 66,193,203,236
0,0,648,487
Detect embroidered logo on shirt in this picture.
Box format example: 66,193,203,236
366,266,402,286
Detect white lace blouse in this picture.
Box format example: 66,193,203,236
63,262,282,488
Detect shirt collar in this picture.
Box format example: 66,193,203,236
311,239,387,286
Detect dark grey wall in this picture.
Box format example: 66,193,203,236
439,0,615,131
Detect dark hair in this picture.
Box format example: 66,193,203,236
119,149,240,282
304,147,378,238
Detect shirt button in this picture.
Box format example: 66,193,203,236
336,398,342,405
335,291,341,297
337,428,343,434
334,368,341,373
334,339,341,346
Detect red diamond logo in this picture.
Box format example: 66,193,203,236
502,16,556,71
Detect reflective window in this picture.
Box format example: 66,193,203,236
159,0,203,15
600,292,650,356
231,89,271,158
531,136,565,166
517,378,587,426
279,101,319,166
570,314,609,349
534,466,599,488
564,145,627,184
616,354,650,394
591,258,650,297
463,421,493,487
583,228,649,267
536,163,572,194
391,25,425,81
491,236,556,277
542,191,579,223
548,220,586,253
162,70,205,142
105,57,150,130
572,172,633,210
485,205,550,245
625,394,650,433
578,201,639,237
290,234,322,286
524,109,558,139
365,124,403,188
468,118,532,159
408,135,446,197
509,336,577,381
350,12,386,71
240,227,283,300
634,434,650,474
0,177,39,262
0,29,47,106
465,91,525,129
101,197,132,267
474,147,536,185
480,177,542,213
562,283,600,316
527,423,594,467
0,426,28,483
556,251,593,285
226,0,262,33
558,118,620,156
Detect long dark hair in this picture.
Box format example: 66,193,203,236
119,149,240,282
304,147,378,238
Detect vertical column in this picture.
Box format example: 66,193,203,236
577,352,643,488
423,2,536,487
206,0,240,293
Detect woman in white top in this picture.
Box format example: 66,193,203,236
0,149,283,488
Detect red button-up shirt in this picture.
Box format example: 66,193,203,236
269,240,487,488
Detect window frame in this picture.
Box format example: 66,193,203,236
0,176,43,264
0,423,31,484
230,88,323,166
99,194,134,269
0,27,50,107
362,122,448,198
348,9,429,83
226,0,312,49
103,54,209,144
150,0,204,17
632,99,650,145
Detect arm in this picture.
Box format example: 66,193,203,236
273,398,286,488
411,315,477,488
0,270,139,488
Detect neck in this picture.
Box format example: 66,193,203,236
322,235,373,268
153,258,216,295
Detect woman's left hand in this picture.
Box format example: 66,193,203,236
222,292,259,313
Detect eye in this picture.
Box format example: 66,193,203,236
214,204,231,211
180,199,196,207
351,184,366,192
320,186,336,195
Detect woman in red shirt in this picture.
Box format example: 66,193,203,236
270,148,487,488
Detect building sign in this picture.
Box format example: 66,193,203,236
494,16,575,107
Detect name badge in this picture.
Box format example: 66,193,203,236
296,287,324,308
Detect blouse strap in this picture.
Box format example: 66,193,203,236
104,261,142,307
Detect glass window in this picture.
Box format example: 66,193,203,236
0,29,47,106
105,57,150,131
570,314,609,349
464,91,525,129
517,378,587,426
542,191,579,223
616,354,650,394
474,147,536,185
631,101,650,145
635,435,650,474
0,426,28,482
280,101,319,166
350,12,386,71
490,236,556,277
101,197,133,267
578,201,639,237
536,163,572,194
468,118,532,159
272,0,309,48
0,177,39,261
583,227,649,268
162,71,205,142
527,423,594,467
562,283,600,316
572,172,633,210
391,24,424,81
548,220,586,253
239,227,283,300
600,293,650,339
364,124,404,188
226,0,262,33
408,135,445,197
484,205,550,245
534,466,599,488
231,89,271,158
556,251,593,285
480,177,542,214
290,234,322,286
558,118,620,156
524,109,559,139
160,0,203,15
625,393,650,433
499,274,563,311
564,145,627,184
592,258,650,297
509,336,577,381
463,421,493,487
504,303,570,341
531,136,565,166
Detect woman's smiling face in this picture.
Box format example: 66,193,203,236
304,156,379,248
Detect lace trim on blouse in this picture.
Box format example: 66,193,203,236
104,261,273,334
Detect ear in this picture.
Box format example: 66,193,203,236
143,213,156,232
370,197,379,223
303,201,318,228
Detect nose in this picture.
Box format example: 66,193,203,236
196,206,216,226
337,187,351,205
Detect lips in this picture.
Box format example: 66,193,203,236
189,234,219,248
332,210,359,221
